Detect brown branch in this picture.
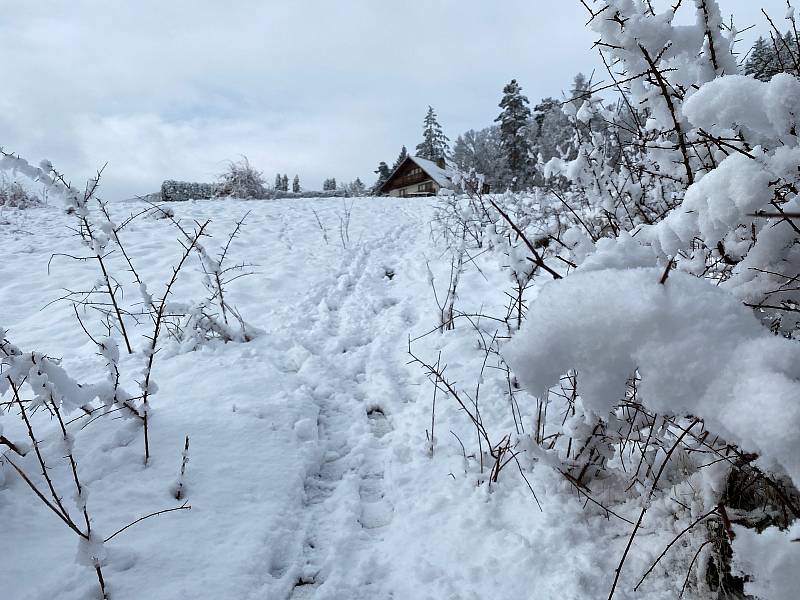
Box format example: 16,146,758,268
638,44,694,185
103,502,191,543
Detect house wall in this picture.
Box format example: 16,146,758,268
388,180,441,197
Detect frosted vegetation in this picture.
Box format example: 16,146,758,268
1,1,799,599
432,1,800,597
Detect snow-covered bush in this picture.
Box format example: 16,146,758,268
172,215,262,350
0,173,43,208
215,156,268,199
425,2,800,597
0,149,260,595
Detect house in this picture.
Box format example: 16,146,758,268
376,155,454,197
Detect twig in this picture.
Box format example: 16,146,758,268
103,502,191,543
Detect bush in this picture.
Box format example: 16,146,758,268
215,156,267,199
0,175,43,208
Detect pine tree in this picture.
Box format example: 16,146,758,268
281,174,289,191
323,178,337,191
393,145,408,170
495,79,533,190
292,175,300,193
744,33,800,81
415,106,450,162
774,31,800,77
274,173,282,190
745,37,774,81
570,72,591,104
373,161,392,191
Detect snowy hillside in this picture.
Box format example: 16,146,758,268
0,198,556,598
0,195,759,600
5,2,800,599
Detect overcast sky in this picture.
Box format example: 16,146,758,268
0,0,789,199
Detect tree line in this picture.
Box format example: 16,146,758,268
372,73,592,193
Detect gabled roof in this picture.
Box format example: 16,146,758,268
408,156,453,188
378,155,454,194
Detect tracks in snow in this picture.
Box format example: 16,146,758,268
267,222,421,599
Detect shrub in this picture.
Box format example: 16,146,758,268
0,174,43,209
215,156,267,199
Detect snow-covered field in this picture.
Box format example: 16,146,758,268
0,196,785,600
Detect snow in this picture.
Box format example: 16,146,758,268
682,73,800,144
1,195,733,600
408,155,454,189
505,267,800,483
732,521,800,600
3,3,799,596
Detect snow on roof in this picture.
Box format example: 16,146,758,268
378,154,455,193
407,155,454,189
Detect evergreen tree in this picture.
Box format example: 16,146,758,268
373,161,392,191
393,145,408,170
495,79,533,189
323,178,337,191
744,33,800,81
281,174,289,191
745,37,775,81
274,173,282,190
415,106,450,162
292,175,300,193
570,72,591,105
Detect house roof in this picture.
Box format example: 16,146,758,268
408,156,453,188
377,155,454,194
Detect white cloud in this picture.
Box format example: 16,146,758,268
0,0,788,198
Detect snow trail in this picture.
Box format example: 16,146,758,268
259,218,427,599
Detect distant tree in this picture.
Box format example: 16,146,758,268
530,97,574,164
451,126,505,190
452,135,470,170
745,37,774,81
415,106,450,162
495,79,533,189
323,178,337,191
777,31,800,76
216,156,267,198
281,174,289,192
393,145,408,170
292,174,300,193
744,34,799,81
373,161,392,192
570,72,591,104
346,177,366,196
274,173,282,190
